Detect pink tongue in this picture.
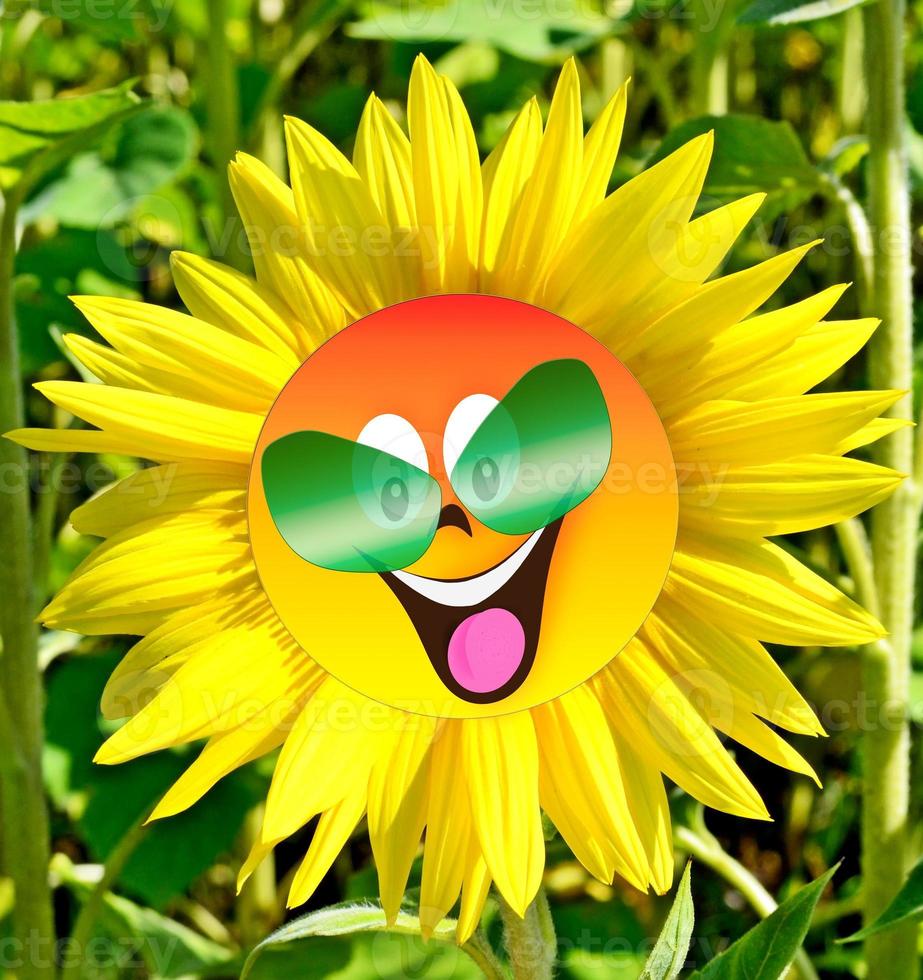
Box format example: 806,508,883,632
447,608,526,694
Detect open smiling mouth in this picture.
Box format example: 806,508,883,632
381,518,564,704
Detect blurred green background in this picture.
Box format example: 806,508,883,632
1,0,923,976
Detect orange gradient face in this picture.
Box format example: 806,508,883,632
249,295,677,718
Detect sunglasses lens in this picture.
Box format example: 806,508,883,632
451,359,611,535
262,431,441,572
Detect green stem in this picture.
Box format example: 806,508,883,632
822,173,874,316
32,447,70,610
61,812,150,980
205,0,246,270
835,518,880,619
499,888,556,980
838,5,865,134
690,0,733,116
861,3,917,978
0,191,55,978
674,822,818,980
463,930,509,980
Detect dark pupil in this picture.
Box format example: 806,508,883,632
381,476,409,521
472,457,500,501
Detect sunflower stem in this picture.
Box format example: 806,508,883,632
674,822,818,980
462,930,509,980
499,889,556,979
834,518,880,619
205,0,247,271
61,811,150,980
0,190,55,978
860,3,918,978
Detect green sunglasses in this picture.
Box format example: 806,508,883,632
261,358,612,573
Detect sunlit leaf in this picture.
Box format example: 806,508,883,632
650,114,820,219
39,105,197,229
240,902,478,980
348,0,620,62
0,81,140,195
690,865,838,979
54,854,234,978
738,0,872,25
840,857,923,943
640,863,694,980
82,752,264,909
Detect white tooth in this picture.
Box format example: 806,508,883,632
391,528,544,608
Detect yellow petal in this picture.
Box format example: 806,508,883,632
100,588,271,719
169,251,305,361
543,132,713,335
64,335,176,394
534,685,648,889
367,716,437,923
651,594,822,736
456,843,492,945
150,691,311,820
668,533,885,646
680,453,902,537
71,461,247,538
408,56,481,292
420,723,471,937
42,510,254,635
603,194,766,341
462,713,544,916
71,296,291,412
491,58,584,300
95,611,310,763
730,318,880,400
598,649,770,819
479,98,542,282
285,115,415,315
624,241,819,365
34,381,262,464
646,284,849,417
354,94,415,231
607,731,674,893
834,416,910,454
229,152,344,342
288,788,368,907
5,427,140,457
642,621,820,782
668,390,902,467
572,79,629,224
262,679,390,842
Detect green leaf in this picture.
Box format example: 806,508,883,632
54,854,233,978
738,0,872,26
14,228,140,374
840,857,923,943
640,863,694,980
43,651,120,807
690,865,838,979
0,81,140,196
821,135,869,178
650,115,821,219
82,752,263,909
240,902,470,980
40,105,197,229
348,0,619,63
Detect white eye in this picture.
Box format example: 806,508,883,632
443,394,499,476
357,414,428,472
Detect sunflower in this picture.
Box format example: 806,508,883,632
10,57,900,941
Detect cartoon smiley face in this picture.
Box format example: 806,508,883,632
248,295,677,719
